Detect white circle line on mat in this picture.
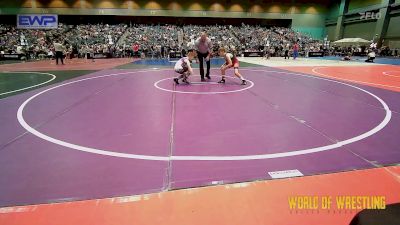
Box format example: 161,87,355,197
0,72,56,96
154,75,254,94
17,69,391,161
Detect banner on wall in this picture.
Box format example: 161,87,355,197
17,14,58,29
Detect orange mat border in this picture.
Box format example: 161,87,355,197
280,65,400,92
1,166,399,225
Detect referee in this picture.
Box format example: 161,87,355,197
195,32,213,81
54,40,65,65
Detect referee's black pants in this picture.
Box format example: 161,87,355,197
197,51,210,79
55,51,64,65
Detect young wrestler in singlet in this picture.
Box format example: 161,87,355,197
218,47,247,85
173,50,197,84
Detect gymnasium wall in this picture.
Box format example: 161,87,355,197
341,0,384,41
347,0,382,11
326,25,336,40
391,2,400,44
343,21,377,40
326,1,340,20
291,13,326,39
0,0,32,8
0,0,329,39
326,0,400,47
386,15,400,38
0,0,329,12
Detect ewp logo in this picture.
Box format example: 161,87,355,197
17,14,58,29
19,16,55,26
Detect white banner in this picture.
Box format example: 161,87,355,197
268,169,303,179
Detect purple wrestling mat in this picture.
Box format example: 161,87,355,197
0,67,399,207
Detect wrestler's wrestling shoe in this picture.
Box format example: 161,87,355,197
217,78,226,84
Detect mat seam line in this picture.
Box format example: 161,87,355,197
246,88,339,144
165,80,177,190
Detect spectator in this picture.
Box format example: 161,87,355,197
293,41,299,60
365,49,376,63
133,42,140,57
53,39,65,65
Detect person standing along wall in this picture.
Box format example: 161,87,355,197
293,41,299,60
133,42,140,58
54,40,65,65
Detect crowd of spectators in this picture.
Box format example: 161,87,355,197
68,24,127,58
0,24,69,59
118,23,324,58
0,23,127,60
327,45,399,57
120,24,181,58
2,22,399,61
